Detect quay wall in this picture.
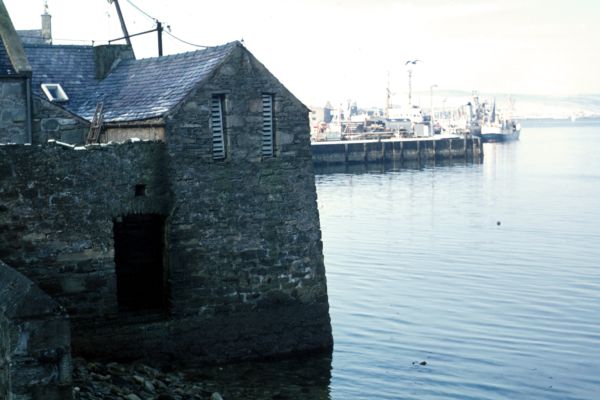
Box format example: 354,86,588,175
311,136,483,165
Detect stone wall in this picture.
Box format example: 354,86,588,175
31,97,89,145
0,132,331,364
0,44,332,365
0,78,27,144
0,142,170,327
0,80,89,145
157,45,332,362
0,260,72,400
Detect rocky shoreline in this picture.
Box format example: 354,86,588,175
72,358,224,400
72,353,333,400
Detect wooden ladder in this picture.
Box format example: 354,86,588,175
86,102,104,144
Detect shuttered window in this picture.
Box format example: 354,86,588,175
261,94,275,157
211,95,226,160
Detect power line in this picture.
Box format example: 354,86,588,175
124,0,157,22
53,38,98,44
19,1,210,50
122,0,212,49
164,30,210,49
18,34,97,44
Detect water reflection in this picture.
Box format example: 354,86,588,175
317,122,600,400
313,158,479,176
181,121,600,400
183,353,333,399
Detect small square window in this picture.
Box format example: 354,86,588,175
41,83,69,102
135,184,146,197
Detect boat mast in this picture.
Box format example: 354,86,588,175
408,69,412,106
385,71,391,119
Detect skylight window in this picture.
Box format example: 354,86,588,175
41,83,69,102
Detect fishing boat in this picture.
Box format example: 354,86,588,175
480,120,521,142
470,97,520,142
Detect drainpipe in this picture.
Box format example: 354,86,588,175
25,75,33,144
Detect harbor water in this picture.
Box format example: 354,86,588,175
189,119,600,399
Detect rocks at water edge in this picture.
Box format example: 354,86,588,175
72,358,223,400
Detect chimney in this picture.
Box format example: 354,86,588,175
41,0,51,44
94,44,135,79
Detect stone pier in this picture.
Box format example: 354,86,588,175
311,136,483,165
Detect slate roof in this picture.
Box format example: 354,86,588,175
0,38,16,74
25,44,98,113
78,42,239,122
17,29,46,45
0,39,239,122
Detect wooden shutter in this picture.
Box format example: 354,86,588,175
261,94,274,157
211,95,226,160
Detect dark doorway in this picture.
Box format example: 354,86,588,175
113,214,167,312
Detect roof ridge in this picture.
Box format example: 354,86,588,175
134,40,241,62
23,43,93,49
15,40,244,123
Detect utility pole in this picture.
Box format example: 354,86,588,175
109,0,133,50
107,0,164,57
157,21,163,57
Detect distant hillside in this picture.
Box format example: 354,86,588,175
412,90,600,119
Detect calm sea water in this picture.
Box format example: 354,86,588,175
190,120,600,399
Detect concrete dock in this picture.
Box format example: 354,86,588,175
311,135,483,165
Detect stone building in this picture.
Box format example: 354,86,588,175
1,2,332,397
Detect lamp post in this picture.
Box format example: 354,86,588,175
405,60,421,106
430,84,438,135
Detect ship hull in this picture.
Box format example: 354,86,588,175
480,129,520,143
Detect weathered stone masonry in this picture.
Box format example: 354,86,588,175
0,260,72,400
0,78,27,143
31,97,89,145
0,44,332,365
0,142,170,322
0,79,85,145
0,136,331,364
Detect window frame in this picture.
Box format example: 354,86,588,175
41,83,69,102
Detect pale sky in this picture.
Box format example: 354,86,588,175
3,0,600,108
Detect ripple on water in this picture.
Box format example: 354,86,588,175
317,124,600,399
